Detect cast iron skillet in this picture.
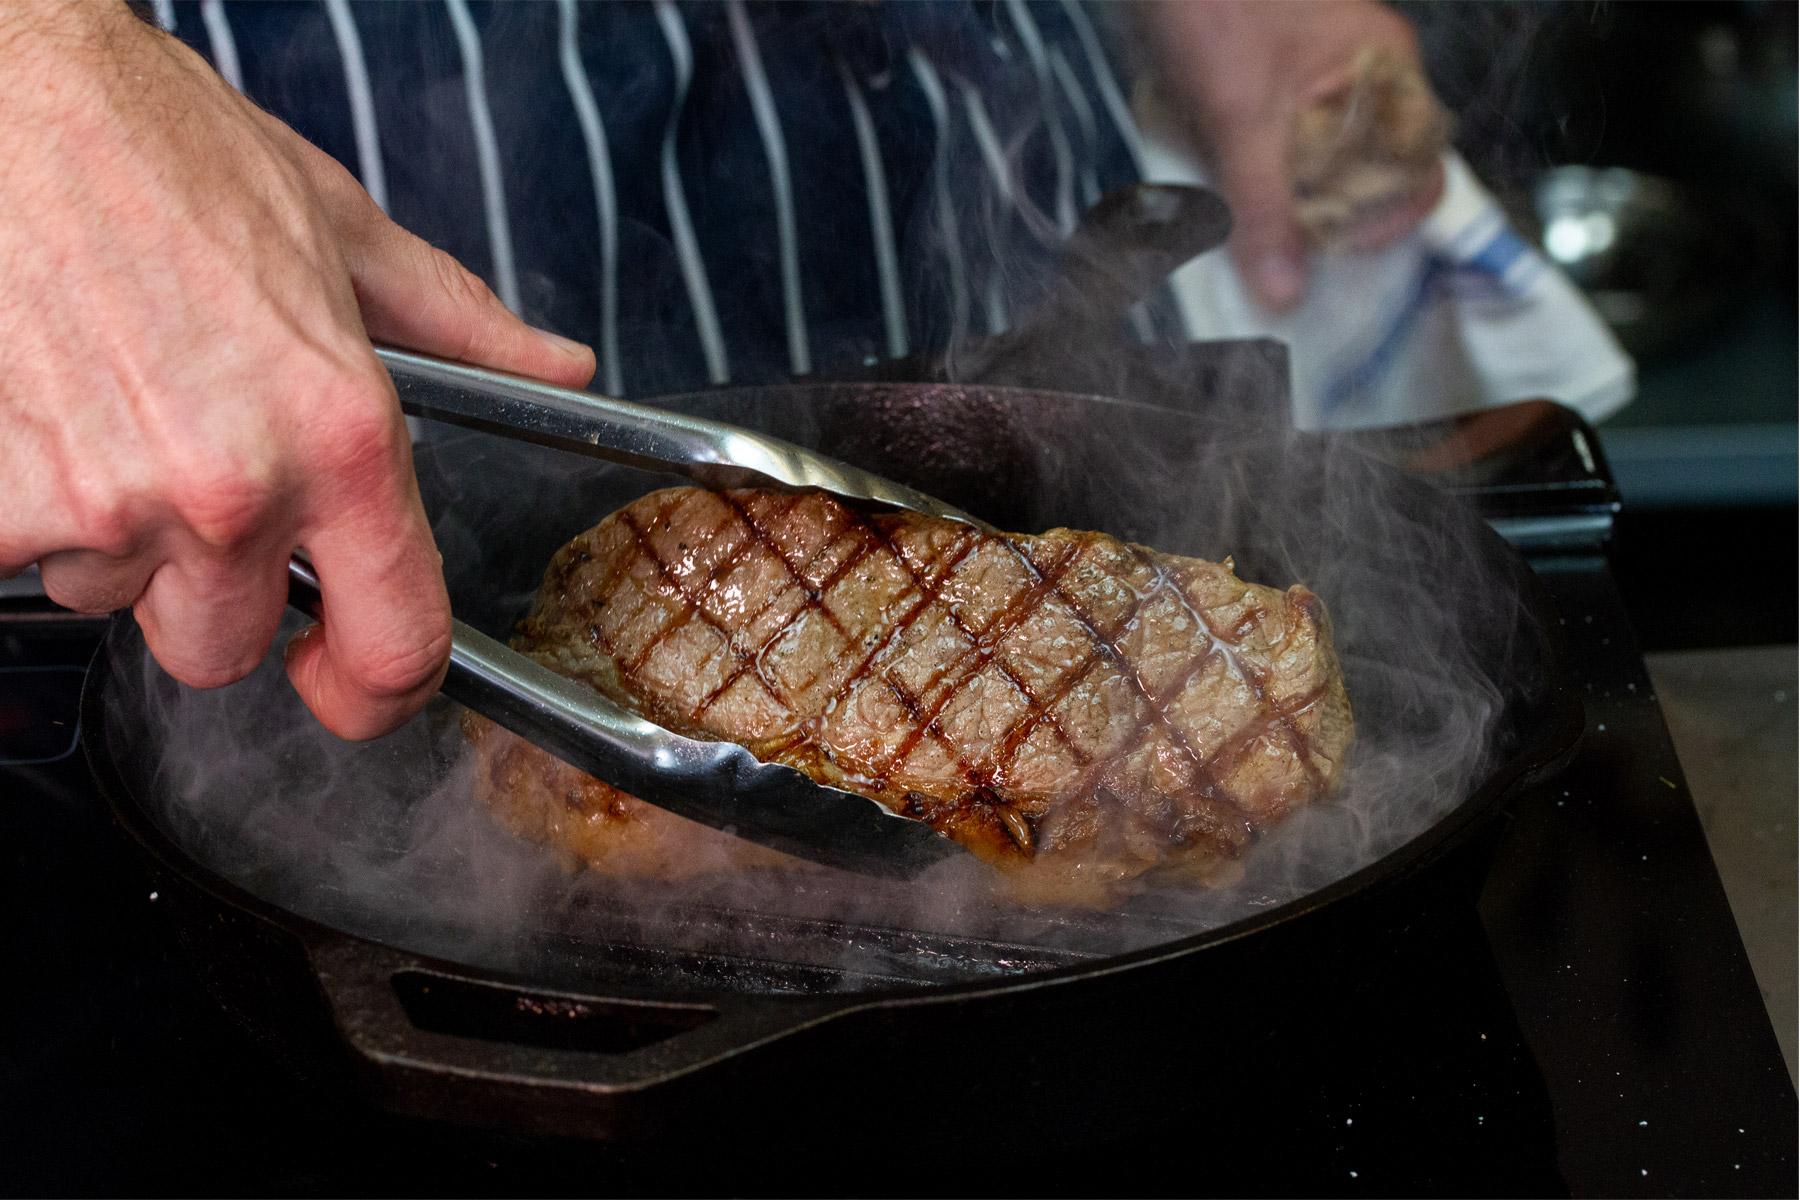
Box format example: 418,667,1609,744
83,376,1583,1144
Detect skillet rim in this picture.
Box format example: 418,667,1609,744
78,380,1586,1048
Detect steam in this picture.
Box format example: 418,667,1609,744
97,9,1541,996
106,371,1527,995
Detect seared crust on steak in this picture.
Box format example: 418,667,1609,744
468,487,1353,903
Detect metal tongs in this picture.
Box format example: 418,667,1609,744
287,348,981,878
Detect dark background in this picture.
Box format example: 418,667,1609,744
1416,0,1798,649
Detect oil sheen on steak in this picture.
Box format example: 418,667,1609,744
467,487,1354,904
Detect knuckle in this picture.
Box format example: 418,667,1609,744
36,574,80,611
171,470,280,550
145,607,272,689
1383,17,1422,57
40,574,116,615
426,248,511,362
314,153,383,222
65,483,137,559
429,246,499,314
0,532,29,576
86,508,136,559
328,707,408,742
142,621,263,689
306,371,404,484
135,554,285,687
354,621,451,699
167,655,259,691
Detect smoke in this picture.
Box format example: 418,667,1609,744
103,364,1534,995
95,5,1548,998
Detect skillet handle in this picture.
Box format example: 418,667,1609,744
306,937,845,1100
1043,183,1232,325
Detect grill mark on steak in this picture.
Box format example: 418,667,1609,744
1111,553,1254,807
918,539,1091,769
846,520,1011,791
633,491,1278,822
988,655,1108,780
712,491,853,640
691,506,890,722
615,505,746,663
1238,659,1329,794
618,492,798,677
486,488,1354,899
1104,548,1327,815
844,511,1093,791
1208,681,1331,778
814,527,985,786
991,536,1254,824
1134,551,1329,796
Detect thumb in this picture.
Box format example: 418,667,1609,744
1212,119,1309,313
345,218,597,388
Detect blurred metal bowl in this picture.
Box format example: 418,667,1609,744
1534,165,1738,359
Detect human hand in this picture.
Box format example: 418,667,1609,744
0,2,595,738
1140,0,1450,312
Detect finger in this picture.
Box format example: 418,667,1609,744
1341,161,1445,252
1212,120,1310,313
37,547,157,614
284,419,450,741
133,549,291,689
252,115,558,381
341,215,596,388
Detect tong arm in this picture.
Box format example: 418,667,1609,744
378,347,990,530
285,556,966,878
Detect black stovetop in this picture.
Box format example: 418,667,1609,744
1,404,1792,1196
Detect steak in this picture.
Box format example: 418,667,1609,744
467,487,1353,904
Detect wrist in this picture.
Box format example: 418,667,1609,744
0,0,136,39
0,1,151,82
1137,0,1274,60
0,1,164,137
